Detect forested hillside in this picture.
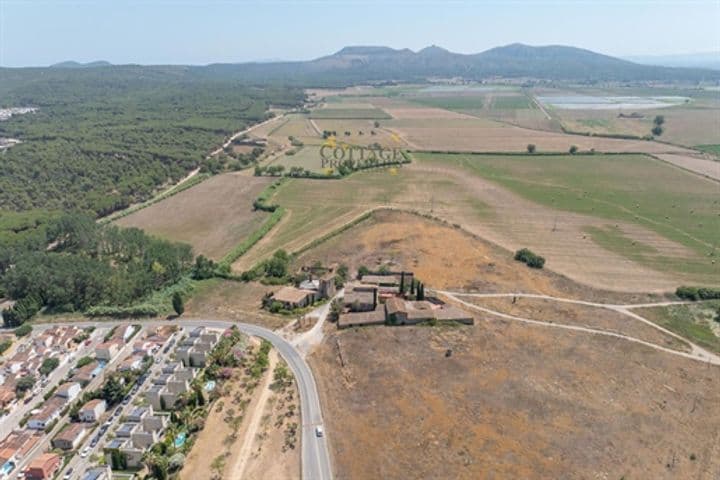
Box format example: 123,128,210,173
0,67,304,215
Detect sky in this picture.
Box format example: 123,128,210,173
1,0,719,67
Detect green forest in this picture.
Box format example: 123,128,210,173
0,67,304,216
1,212,193,325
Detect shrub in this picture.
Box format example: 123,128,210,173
39,357,60,376
676,286,720,301
569,145,578,154
526,144,536,153
14,323,33,337
514,248,545,269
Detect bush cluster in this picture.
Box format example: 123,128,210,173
514,248,546,269
676,286,720,301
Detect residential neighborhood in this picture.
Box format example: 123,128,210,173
0,322,232,479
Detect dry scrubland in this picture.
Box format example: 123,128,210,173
301,211,720,479
180,345,299,480
116,173,271,259
311,323,720,480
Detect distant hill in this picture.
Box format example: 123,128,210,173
50,60,112,68
196,43,720,85
623,52,720,71
301,43,719,82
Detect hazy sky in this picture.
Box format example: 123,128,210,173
1,0,718,67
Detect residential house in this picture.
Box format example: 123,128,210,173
54,382,81,402
78,399,106,423
337,306,386,329
71,360,102,386
0,385,15,409
27,398,64,430
342,284,377,312
271,286,315,310
81,466,112,480
176,331,218,368
94,341,120,361
145,368,191,411
51,423,88,450
24,453,62,480
118,354,144,373
0,431,42,466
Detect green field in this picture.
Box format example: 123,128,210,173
696,144,720,157
636,301,720,354
268,146,328,173
414,152,720,282
309,108,391,120
411,95,485,111
491,95,533,110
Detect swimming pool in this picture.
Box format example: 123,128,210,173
1,461,15,476
174,432,187,448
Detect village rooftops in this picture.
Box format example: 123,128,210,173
273,286,314,304
338,306,386,329
385,297,406,315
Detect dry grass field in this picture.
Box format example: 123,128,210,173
116,173,271,260
184,278,289,330
463,295,689,352
311,321,720,480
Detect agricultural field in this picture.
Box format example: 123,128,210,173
308,107,391,120
116,173,271,260
232,150,716,290
414,152,720,287
541,87,720,147
265,146,329,174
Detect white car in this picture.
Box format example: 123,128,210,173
80,446,90,458
315,426,324,437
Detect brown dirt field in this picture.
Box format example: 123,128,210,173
654,153,720,181
310,323,720,480
185,279,289,331
293,210,670,305
462,295,689,352
116,173,271,260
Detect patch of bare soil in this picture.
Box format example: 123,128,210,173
310,323,720,480
116,173,271,260
462,295,689,352
185,279,289,331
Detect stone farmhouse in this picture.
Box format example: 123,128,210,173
338,271,473,328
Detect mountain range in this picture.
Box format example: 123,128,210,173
199,43,719,84
21,44,720,85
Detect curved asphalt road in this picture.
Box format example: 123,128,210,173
38,319,333,480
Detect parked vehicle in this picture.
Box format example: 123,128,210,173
315,426,324,437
